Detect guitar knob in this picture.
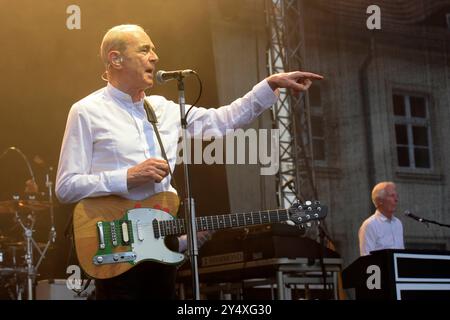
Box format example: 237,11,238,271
305,200,312,206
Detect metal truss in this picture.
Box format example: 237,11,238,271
265,0,317,208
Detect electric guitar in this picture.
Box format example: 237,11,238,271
73,192,327,279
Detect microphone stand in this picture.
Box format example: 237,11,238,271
177,75,201,300
415,216,450,229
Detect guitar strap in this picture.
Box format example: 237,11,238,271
143,99,181,255
143,98,178,191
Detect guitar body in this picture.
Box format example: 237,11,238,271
73,192,181,279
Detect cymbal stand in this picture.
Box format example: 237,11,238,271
35,168,56,270
14,208,37,300
9,245,21,300
47,167,56,244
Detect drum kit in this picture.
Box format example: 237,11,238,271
0,147,57,300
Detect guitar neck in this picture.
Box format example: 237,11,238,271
157,209,290,237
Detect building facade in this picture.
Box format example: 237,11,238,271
207,0,450,279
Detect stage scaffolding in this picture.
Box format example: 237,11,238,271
265,0,318,208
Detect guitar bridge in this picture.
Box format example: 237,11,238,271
93,252,137,265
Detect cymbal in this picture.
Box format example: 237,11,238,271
5,241,49,250
0,267,27,276
0,199,53,214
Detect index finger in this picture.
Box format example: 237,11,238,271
150,158,168,164
293,71,324,80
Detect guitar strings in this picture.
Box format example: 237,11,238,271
97,211,292,241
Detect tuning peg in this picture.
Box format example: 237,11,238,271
293,200,303,208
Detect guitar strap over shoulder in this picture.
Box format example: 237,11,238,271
143,99,177,191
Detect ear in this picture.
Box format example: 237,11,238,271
374,197,382,208
108,51,123,68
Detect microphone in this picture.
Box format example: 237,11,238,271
156,69,195,84
404,210,426,223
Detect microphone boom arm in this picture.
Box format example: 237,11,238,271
404,210,450,229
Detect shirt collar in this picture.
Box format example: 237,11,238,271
106,82,145,107
375,209,392,222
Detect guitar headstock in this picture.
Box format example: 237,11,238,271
288,200,328,226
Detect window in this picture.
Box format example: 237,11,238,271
393,93,432,169
309,85,326,162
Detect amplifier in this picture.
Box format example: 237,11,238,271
36,279,95,300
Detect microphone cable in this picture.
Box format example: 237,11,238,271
184,71,203,127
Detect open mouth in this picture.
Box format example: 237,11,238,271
145,68,154,76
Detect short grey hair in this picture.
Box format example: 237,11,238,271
371,181,396,207
99,24,145,67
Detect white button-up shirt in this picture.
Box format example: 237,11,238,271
358,210,405,256
55,80,278,203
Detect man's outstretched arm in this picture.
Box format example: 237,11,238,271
266,71,324,95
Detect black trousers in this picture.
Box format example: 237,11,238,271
95,236,179,300
95,262,178,300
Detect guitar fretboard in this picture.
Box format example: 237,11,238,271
154,209,290,237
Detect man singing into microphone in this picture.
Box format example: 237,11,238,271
358,181,405,256
55,24,323,299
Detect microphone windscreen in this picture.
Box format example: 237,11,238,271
156,70,165,84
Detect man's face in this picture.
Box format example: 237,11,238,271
379,185,398,218
120,30,159,91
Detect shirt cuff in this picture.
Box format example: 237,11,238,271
253,79,279,107
104,168,129,194
178,235,187,252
